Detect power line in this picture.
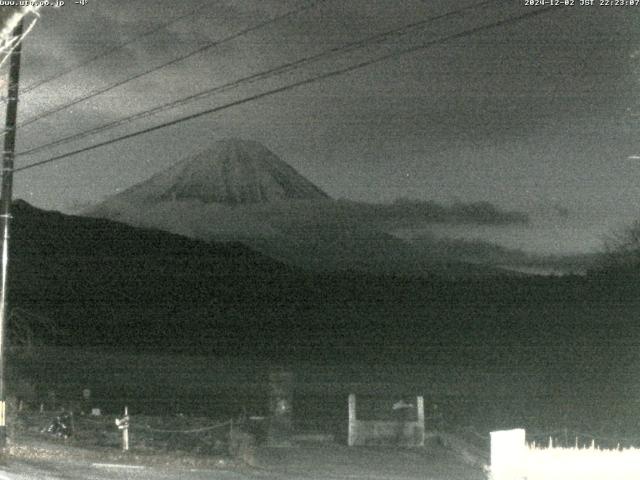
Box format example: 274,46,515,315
18,0,498,158
14,0,325,131
15,5,558,174
12,8,200,99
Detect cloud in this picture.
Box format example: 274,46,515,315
172,198,530,241
326,198,530,227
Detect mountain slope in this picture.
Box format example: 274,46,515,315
9,200,300,351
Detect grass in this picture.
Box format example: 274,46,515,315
8,409,238,469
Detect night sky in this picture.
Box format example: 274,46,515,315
4,0,640,254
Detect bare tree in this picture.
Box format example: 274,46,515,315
599,220,640,272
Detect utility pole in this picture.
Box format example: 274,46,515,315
0,19,24,452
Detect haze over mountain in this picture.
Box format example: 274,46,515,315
86,138,584,276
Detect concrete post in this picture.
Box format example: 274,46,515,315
122,406,129,452
416,396,424,446
348,393,356,446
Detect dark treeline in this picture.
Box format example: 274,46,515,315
6,200,640,364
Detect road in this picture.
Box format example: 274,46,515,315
0,440,487,479
0,458,282,480
0,459,448,480
0,455,486,480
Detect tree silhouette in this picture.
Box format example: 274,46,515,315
599,220,640,272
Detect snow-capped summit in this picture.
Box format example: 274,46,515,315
112,138,329,205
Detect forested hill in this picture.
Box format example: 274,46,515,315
4,200,639,367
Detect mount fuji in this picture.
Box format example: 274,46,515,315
85,139,526,276
105,139,329,206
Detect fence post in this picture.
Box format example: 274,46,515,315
81,388,91,415
490,428,526,480
267,369,293,447
115,406,130,452
122,406,129,452
348,393,356,447
416,396,424,446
